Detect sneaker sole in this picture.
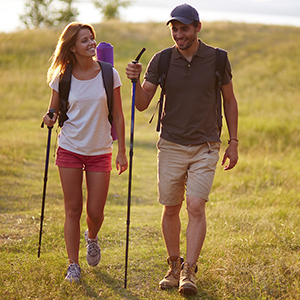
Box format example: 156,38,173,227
65,277,80,283
88,260,100,267
86,252,101,267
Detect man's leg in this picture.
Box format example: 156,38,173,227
179,195,206,296
157,138,188,289
159,203,183,289
185,195,206,265
161,203,182,257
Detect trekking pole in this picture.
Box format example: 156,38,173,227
38,108,55,258
124,47,146,289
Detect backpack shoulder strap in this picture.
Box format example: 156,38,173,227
151,47,172,132
215,47,228,135
58,63,73,127
215,48,227,88
158,47,172,89
98,61,114,124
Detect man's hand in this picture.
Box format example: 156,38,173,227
221,141,238,170
126,62,142,81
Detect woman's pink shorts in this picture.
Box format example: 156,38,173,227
55,147,112,172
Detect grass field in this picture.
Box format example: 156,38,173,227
0,21,300,299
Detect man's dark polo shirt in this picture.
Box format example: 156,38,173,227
144,40,232,145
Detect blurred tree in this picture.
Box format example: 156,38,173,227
20,0,53,28
20,0,79,29
93,0,131,20
55,0,79,24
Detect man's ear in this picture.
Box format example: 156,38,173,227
197,22,202,33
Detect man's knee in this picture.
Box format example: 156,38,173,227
186,196,206,218
163,203,182,218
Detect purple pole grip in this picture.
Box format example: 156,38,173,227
96,42,117,141
96,42,114,66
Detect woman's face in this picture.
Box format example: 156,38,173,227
71,28,97,58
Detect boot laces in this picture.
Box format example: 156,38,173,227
166,258,181,278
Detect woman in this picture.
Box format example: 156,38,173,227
43,22,128,283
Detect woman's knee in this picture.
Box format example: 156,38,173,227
65,202,82,220
87,210,104,224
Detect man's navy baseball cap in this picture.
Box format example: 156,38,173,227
166,3,200,25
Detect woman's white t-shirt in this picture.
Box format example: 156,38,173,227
50,68,121,156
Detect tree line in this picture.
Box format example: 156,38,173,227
20,0,131,29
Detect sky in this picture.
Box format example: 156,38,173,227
1,0,300,33
134,0,300,17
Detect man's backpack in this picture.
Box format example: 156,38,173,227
58,61,115,137
151,47,227,135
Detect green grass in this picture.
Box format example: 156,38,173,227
1,21,300,299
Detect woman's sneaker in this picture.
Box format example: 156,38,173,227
84,229,101,266
65,262,81,283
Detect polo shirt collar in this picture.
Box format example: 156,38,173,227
195,39,206,58
172,39,206,60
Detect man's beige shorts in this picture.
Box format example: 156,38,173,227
157,138,220,206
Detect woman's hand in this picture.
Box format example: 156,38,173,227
116,151,128,175
42,111,57,128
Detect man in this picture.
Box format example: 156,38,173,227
126,3,238,296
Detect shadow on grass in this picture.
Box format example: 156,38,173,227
88,269,221,300
197,288,219,300
86,269,141,300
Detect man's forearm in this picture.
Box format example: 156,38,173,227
224,100,238,139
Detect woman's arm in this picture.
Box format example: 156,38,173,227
112,86,128,175
42,89,60,127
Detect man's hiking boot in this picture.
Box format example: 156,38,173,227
159,256,184,289
65,262,81,283
179,262,198,296
84,229,101,266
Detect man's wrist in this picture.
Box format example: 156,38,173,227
228,138,239,145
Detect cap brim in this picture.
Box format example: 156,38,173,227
166,17,194,25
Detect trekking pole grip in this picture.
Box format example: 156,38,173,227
131,47,146,83
41,108,55,129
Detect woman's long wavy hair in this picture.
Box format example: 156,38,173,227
47,22,96,84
